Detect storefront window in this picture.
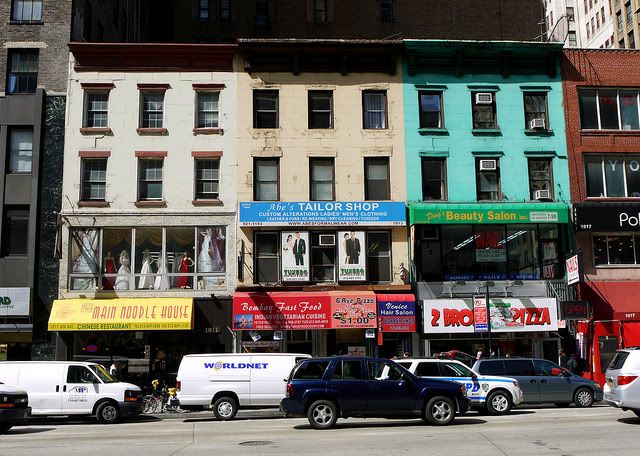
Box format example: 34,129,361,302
506,225,539,279
367,231,391,283
585,154,640,198
102,228,132,291
592,234,640,265
196,226,226,289
166,228,195,289
69,228,99,290
442,225,474,279
474,226,508,279
134,228,163,290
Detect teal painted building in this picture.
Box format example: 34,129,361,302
403,41,571,358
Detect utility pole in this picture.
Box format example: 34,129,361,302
486,281,494,357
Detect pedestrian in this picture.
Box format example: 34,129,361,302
476,350,484,360
559,349,567,368
109,362,118,377
567,354,578,374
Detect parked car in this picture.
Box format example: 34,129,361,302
0,362,143,424
0,382,31,433
281,356,470,429
394,358,523,415
473,357,603,407
603,347,640,417
177,353,311,420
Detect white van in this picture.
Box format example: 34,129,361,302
0,361,143,424
177,353,311,420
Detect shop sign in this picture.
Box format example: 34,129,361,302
47,298,194,331
574,202,640,231
560,300,590,320
348,346,366,356
377,296,416,333
281,231,310,282
423,298,558,334
473,295,488,333
338,231,366,281
239,201,406,227
566,253,582,286
0,288,30,317
232,291,376,330
410,203,568,225
475,231,506,263
365,329,376,338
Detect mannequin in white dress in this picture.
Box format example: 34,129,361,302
114,250,131,290
138,249,155,289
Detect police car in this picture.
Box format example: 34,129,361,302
395,358,524,415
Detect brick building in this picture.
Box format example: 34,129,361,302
562,49,640,384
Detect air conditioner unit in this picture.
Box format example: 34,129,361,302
530,118,546,129
475,92,493,105
479,159,497,171
319,234,335,246
534,189,552,200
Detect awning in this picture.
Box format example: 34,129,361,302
409,202,569,225
48,298,193,331
377,294,417,333
232,291,376,330
580,282,640,321
573,202,640,231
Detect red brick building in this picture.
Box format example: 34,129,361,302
562,49,640,384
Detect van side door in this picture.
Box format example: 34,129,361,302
15,364,64,413
62,365,100,414
533,359,573,403
504,359,540,403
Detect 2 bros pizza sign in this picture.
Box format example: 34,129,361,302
423,298,558,334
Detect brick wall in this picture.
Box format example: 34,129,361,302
0,0,72,94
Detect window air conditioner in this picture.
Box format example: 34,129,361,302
479,159,497,171
475,92,493,105
319,234,336,246
534,189,552,201
530,118,546,129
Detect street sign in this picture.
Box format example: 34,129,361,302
566,253,582,286
473,295,488,333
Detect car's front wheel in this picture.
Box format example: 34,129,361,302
96,401,120,424
307,399,338,430
486,390,512,415
424,396,455,426
574,388,594,408
213,396,238,421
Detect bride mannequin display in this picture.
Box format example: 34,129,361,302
138,249,155,290
154,254,170,290
114,250,131,290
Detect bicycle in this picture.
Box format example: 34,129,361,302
142,380,187,414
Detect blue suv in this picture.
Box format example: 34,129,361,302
281,356,470,429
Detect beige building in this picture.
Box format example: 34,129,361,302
613,0,640,48
233,40,412,357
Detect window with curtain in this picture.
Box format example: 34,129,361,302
8,128,33,173
362,91,387,129
7,50,38,94
12,0,42,21
419,91,443,128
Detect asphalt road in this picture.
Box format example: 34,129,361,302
2,405,638,456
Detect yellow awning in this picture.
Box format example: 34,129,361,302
48,298,193,331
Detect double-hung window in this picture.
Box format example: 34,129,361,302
254,232,280,283
138,159,163,201
472,91,498,130
6,50,38,94
476,158,501,201
220,0,231,21
253,90,278,128
418,91,443,129
140,92,164,129
254,158,279,201
364,158,390,200
8,128,33,174
310,158,335,201
1,206,29,256
367,232,391,283
421,158,447,201
312,0,327,22
528,158,554,200
195,159,220,200
584,154,640,197
11,0,42,22
524,92,549,130
84,92,109,128
308,90,333,129
579,89,640,130
81,159,107,201
380,0,394,22
196,92,220,128
363,91,387,129
199,0,209,20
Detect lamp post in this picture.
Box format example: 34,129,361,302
485,281,495,357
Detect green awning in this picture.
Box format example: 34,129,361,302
409,202,569,225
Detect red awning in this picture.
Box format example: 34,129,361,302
376,294,416,302
581,282,640,321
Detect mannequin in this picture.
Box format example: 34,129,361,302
138,249,155,289
102,251,116,290
177,251,195,289
114,250,131,290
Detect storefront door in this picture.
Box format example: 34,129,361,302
533,337,561,363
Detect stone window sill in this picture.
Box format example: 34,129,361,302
134,200,167,208
472,129,501,136
78,201,110,208
192,199,223,206
193,128,223,135
418,128,449,136
524,129,554,136
137,128,168,135
80,127,112,135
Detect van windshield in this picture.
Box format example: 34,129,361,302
90,364,117,383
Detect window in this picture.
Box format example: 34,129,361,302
421,158,447,201
293,360,329,380
620,38,626,48
368,360,404,381
196,92,220,128
253,90,278,128
418,91,444,129
367,231,391,283
253,158,279,201
550,10,554,26
140,92,164,128
617,12,623,31
8,128,32,173
528,158,554,200
195,159,220,200
584,154,640,197
477,360,505,375
308,90,333,129
629,31,636,48
84,92,109,128
362,91,387,129
567,7,575,22
524,92,549,130
471,91,497,129
568,31,578,46
626,2,632,23
311,232,336,282
1,206,29,256
380,0,394,22
415,362,441,377
312,0,327,22
331,360,364,380
310,158,334,201
586,23,591,38
138,159,163,200
596,11,600,28
199,0,209,20
81,159,107,201
364,158,390,200
578,89,640,130
441,362,474,377
255,0,269,25
220,0,231,21
593,234,640,265
254,232,280,283
66,366,97,384
476,158,501,201
11,0,42,22
601,6,605,21
503,359,536,376
534,359,564,376
6,50,38,95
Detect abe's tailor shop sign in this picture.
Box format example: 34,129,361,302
574,202,640,231
0,288,30,317
423,298,558,334
238,202,406,227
